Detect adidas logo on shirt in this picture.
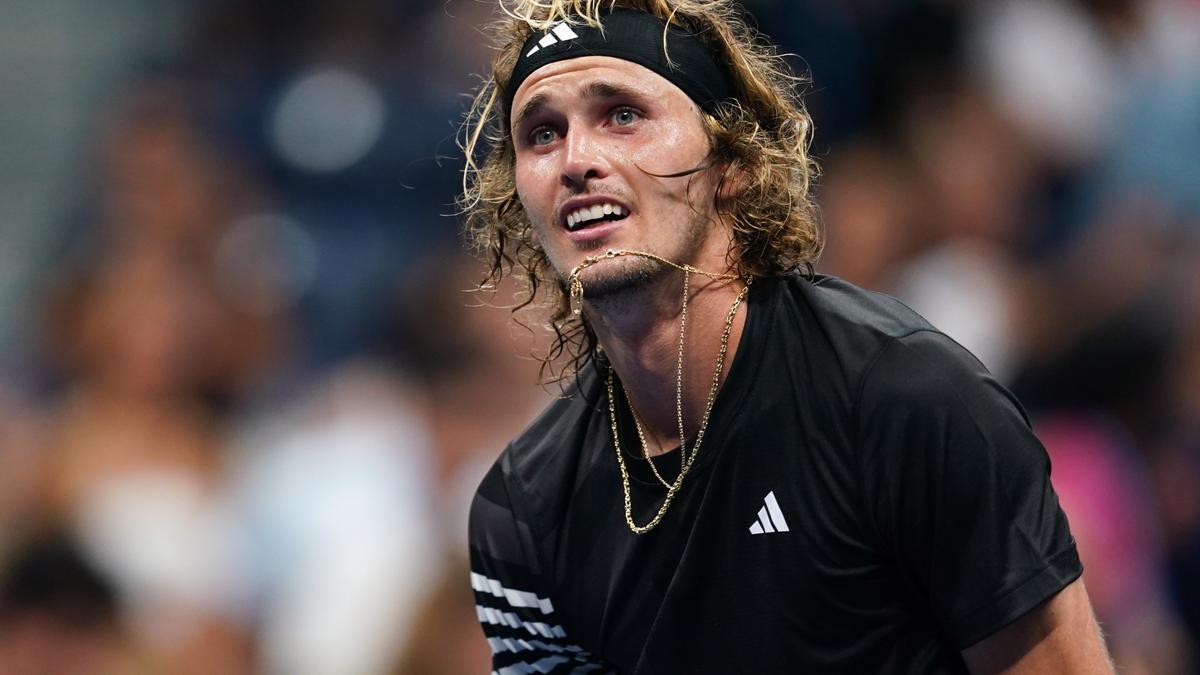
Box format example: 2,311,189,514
748,491,790,535
525,22,581,57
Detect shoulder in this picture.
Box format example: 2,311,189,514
762,274,1030,439
786,274,938,341
766,273,952,392
506,365,603,484
471,365,604,536
859,329,1014,414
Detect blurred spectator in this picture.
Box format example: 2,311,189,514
232,364,441,675
24,76,275,675
34,244,258,675
0,536,137,674
231,251,544,675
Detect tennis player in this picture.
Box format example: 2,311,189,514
462,1,1113,672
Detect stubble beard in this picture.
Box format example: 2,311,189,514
569,213,711,314
577,254,671,313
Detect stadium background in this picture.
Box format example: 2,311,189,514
0,0,1197,672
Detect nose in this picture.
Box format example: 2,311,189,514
560,127,610,189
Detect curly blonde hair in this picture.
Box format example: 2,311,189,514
460,0,822,383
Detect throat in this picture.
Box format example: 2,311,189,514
602,263,751,533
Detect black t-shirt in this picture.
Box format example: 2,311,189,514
469,274,1082,674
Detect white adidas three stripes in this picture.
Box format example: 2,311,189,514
748,491,790,535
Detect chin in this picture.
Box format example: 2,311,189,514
577,253,670,301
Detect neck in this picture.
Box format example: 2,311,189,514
584,256,749,457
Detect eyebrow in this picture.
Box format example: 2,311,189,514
585,81,642,101
512,92,550,133
511,80,647,132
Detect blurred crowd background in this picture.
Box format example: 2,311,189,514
0,0,1197,673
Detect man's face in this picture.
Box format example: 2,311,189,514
510,56,723,301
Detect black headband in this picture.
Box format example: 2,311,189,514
504,9,735,119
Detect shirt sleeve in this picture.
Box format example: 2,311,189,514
469,459,611,674
856,330,1083,649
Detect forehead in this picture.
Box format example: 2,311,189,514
510,55,696,119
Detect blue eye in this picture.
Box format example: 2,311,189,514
531,127,557,145
612,108,640,126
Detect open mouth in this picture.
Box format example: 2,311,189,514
564,203,629,232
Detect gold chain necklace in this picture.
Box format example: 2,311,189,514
568,249,751,534
620,379,674,490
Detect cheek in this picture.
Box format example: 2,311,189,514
631,123,709,176
514,165,561,257
514,161,554,225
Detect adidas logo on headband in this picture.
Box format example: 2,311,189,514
505,9,735,118
526,22,581,57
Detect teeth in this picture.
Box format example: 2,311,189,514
565,202,627,229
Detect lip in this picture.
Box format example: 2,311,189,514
558,195,632,230
565,216,628,244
